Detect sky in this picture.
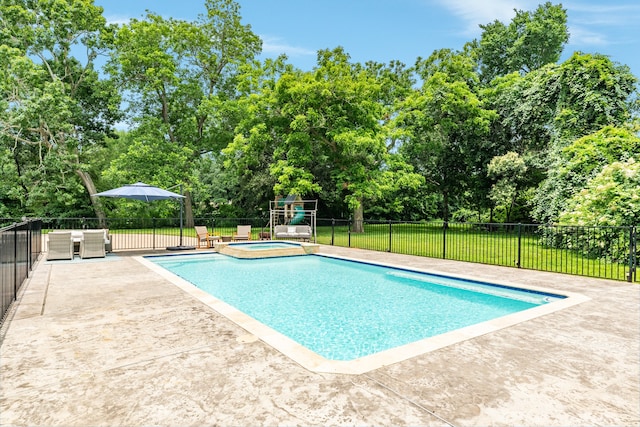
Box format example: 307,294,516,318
95,0,640,78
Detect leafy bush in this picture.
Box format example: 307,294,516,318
537,225,632,263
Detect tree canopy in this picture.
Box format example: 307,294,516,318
1,0,121,220
474,1,569,82
1,0,638,229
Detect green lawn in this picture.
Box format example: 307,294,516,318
44,221,635,282
315,223,634,282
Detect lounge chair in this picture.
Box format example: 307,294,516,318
47,231,74,261
233,225,252,241
70,229,110,253
195,225,220,248
79,230,106,259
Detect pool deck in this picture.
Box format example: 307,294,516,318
1,246,638,426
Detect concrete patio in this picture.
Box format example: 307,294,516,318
1,246,638,426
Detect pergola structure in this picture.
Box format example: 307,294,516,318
269,196,317,240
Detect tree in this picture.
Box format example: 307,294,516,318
361,59,416,154
533,126,640,223
399,49,496,221
559,158,639,228
480,67,558,221
221,56,293,215
107,0,261,225
530,52,638,224
344,60,426,220
0,0,121,219
552,53,637,142
101,129,193,218
487,152,528,222
475,1,569,83
481,51,637,224
482,68,556,156
557,158,639,263
225,48,422,229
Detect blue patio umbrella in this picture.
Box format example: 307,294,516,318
93,182,194,250
93,182,184,201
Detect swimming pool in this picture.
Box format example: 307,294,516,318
229,242,299,250
215,241,319,258
142,252,580,373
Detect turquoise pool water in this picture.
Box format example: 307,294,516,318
229,242,299,250
150,253,563,361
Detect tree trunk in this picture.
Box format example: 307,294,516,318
506,193,516,223
352,198,364,233
184,189,194,228
76,169,106,227
442,191,449,222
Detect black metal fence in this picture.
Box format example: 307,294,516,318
37,217,272,250
315,219,637,283
25,217,637,283
1,220,42,324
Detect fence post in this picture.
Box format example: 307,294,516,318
152,218,156,250
13,223,17,301
442,221,447,259
348,217,351,248
629,226,637,283
331,219,335,246
517,223,522,268
27,220,32,276
388,220,392,252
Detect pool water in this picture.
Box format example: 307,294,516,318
229,242,299,250
150,254,563,361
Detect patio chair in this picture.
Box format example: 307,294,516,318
79,230,106,259
233,225,252,241
47,231,74,261
195,225,220,248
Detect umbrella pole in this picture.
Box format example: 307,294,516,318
165,183,194,251
179,184,184,246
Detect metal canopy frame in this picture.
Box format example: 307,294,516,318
269,198,318,242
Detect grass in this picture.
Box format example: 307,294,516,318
314,223,634,282
43,222,635,282
117,223,636,281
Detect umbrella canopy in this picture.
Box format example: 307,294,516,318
93,182,193,250
93,182,185,202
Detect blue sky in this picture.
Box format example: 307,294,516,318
96,0,640,78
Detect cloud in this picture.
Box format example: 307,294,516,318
566,1,640,27
564,1,640,47
260,36,316,58
566,2,640,16
104,14,132,26
433,0,639,48
432,0,534,35
568,26,609,46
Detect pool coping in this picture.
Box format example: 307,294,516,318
135,253,590,375
214,240,320,259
